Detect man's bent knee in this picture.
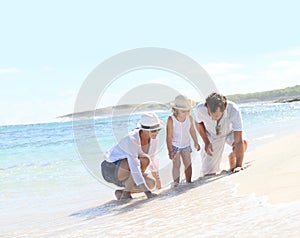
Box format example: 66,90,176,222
243,139,248,152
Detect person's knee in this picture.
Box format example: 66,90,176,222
181,154,192,168
118,159,130,181
183,160,192,170
173,158,181,168
139,156,150,166
138,156,150,173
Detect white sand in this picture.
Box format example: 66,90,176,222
230,130,300,204
57,130,300,237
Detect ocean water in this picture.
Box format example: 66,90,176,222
1,101,300,237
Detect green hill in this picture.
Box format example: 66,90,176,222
61,85,300,119
226,85,300,103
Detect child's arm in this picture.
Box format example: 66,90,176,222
189,115,201,151
166,116,176,159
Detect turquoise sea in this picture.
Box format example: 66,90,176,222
1,101,300,236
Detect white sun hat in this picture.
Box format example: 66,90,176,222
137,112,164,131
170,95,194,110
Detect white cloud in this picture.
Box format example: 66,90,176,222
202,59,300,95
103,59,300,98
0,68,20,74
0,98,76,126
0,87,80,125
269,60,300,70
258,60,300,89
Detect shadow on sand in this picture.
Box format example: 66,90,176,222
69,163,251,221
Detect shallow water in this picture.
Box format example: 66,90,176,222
4,176,299,237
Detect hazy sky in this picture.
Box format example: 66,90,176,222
1,0,300,125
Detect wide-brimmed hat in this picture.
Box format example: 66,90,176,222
170,95,193,111
136,112,164,131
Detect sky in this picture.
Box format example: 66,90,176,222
1,0,300,125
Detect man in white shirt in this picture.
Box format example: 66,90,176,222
193,92,248,176
101,112,163,200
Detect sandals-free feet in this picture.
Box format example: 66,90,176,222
120,191,132,200
232,166,243,173
171,182,179,189
115,189,124,200
115,190,133,200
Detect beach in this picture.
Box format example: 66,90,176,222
2,130,299,237
1,102,300,237
2,0,300,236
231,130,300,204
63,130,300,237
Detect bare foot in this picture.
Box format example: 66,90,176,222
232,166,243,173
171,182,179,189
204,173,216,177
120,191,132,200
115,189,123,200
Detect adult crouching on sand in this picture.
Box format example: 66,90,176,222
194,92,248,176
101,112,162,200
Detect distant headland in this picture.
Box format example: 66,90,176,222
59,85,300,119
226,85,300,103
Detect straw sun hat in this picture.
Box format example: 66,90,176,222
170,95,195,111
137,112,164,131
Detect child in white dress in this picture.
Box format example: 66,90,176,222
166,95,200,187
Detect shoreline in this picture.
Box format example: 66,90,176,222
1,131,299,237
1,106,300,236
59,96,300,120
229,130,300,204
57,130,300,236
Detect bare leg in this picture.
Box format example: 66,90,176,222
138,156,155,189
138,156,150,173
228,139,248,170
124,174,139,192
115,159,132,200
143,173,155,190
172,153,181,184
117,159,130,181
118,157,150,181
118,157,154,194
123,174,155,193
181,151,192,183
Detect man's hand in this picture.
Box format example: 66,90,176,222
205,142,213,156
